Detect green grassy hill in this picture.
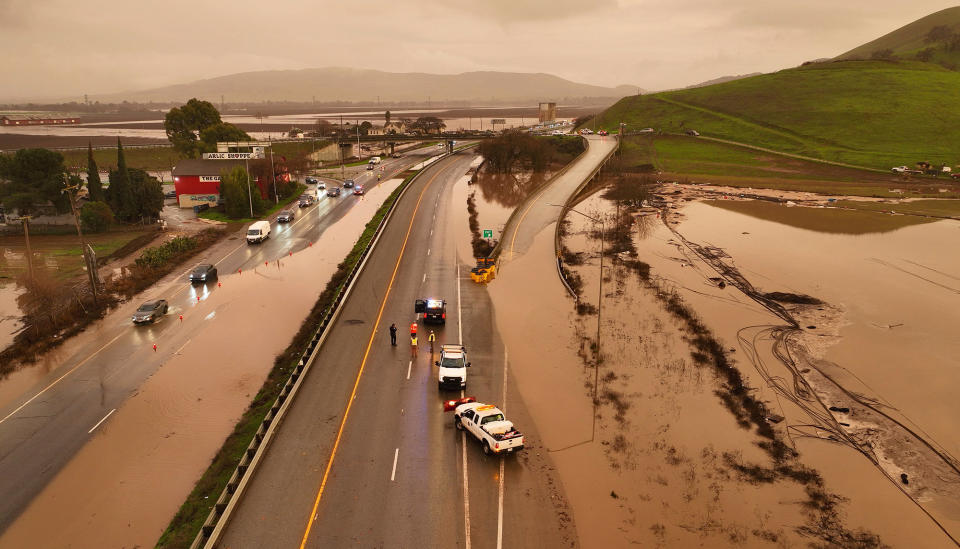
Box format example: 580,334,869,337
591,60,960,170
836,6,960,68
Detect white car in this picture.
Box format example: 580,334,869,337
891,166,909,174
436,344,470,390
445,398,524,455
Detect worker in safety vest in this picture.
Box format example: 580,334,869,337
410,321,418,339
428,331,436,353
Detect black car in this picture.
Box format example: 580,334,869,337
327,186,342,197
298,194,316,207
189,264,218,283
343,179,355,188
277,209,295,222
132,299,168,324
415,298,447,324
164,189,177,199
305,176,318,184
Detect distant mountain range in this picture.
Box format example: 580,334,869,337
90,67,639,104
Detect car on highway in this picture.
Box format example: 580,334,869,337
366,164,374,170
317,181,326,190
445,397,524,455
164,189,177,199
685,129,700,136
247,220,271,244
639,127,655,133
132,299,168,324
277,209,295,223
343,179,355,188
436,344,470,390
353,184,365,195
597,130,608,136
415,298,447,324
298,194,316,207
305,176,318,184
189,264,218,283
327,186,342,197
391,152,402,158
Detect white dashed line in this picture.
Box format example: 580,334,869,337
88,408,116,434
391,448,399,481
407,361,412,380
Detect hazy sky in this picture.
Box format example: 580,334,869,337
1,0,956,101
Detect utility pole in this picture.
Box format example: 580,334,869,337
245,158,253,217
356,120,362,162
339,115,345,180
21,216,35,283
269,138,278,204
64,171,98,305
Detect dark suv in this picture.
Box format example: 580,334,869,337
415,298,447,324
343,179,355,188
189,264,218,283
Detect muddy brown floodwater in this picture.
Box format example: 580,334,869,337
597,191,960,546
0,181,401,548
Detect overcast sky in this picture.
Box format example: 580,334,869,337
1,0,956,101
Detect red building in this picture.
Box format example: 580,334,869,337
172,158,291,208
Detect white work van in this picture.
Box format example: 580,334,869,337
246,220,271,244
369,156,382,164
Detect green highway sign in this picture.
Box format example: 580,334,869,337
482,229,493,238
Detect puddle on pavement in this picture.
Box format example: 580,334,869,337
0,181,402,548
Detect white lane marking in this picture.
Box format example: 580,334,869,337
427,248,431,256
176,338,192,355
497,349,509,549
497,458,505,549
457,263,463,343
462,431,472,549
88,408,116,434
422,273,426,284
430,229,433,236
391,448,399,481
406,360,412,380
0,331,125,425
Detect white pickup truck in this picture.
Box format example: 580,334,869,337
444,398,524,455
436,344,470,390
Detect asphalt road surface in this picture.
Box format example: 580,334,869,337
218,151,569,548
0,148,436,534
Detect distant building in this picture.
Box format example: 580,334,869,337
538,102,557,123
0,115,79,126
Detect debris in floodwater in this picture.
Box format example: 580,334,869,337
763,292,823,305
901,473,909,484
610,490,619,499
807,325,817,330
839,422,851,427
829,406,850,413
766,414,784,424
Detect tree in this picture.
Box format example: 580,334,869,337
287,127,304,138
107,138,135,220
384,110,391,125
359,121,373,135
128,168,164,221
410,116,446,134
219,165,267,219
925,25,953,44
163,98,227,158
0,148,69,215
871,48,896,60
80,201,114,232
86,142,104,201
313,118,334,136
199,122,250,154
915,47,936,62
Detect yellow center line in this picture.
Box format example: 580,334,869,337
298,159,457,548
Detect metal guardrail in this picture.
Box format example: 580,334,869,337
189,150,460,549
553,137,619,299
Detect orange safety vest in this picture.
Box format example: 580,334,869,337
410,323,418,335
